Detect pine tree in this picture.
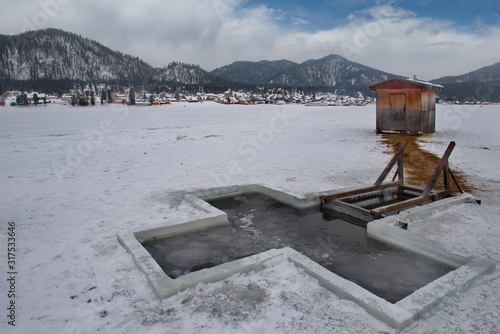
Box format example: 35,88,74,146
21,93,28,106
78,94,89,106
128,88,136,105
100,89,106,104
90,91,95,106
71,93,78,106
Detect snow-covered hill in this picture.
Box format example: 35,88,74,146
1,28,499,100
431,62,500,102
154,62,216,85
271,54,393,88
211,59,296,84
0,28,155,82
211,55,396,95
433,62,500,84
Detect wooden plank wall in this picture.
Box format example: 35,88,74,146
375,88,436,134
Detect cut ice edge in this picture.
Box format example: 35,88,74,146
117,184,496,331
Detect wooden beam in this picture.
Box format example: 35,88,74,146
449,168,465,194
392,170,398,182
399,184,426,193
443,160,451,192
397,154,404,184
324,199,373,215
391,155,405,183
371,195,433,216
320,182,399,202
337,191,387,204
323,199,374,221
422,141,456,197
374,140,409,186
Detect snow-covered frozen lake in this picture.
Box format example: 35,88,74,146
1,102,499,333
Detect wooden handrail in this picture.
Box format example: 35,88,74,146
422,141,456,196
449,168,464,194
374,140,408,186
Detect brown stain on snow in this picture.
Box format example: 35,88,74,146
380,134,475,194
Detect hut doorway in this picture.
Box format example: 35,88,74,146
390,93,406,132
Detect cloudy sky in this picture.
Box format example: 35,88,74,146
1,0,500,80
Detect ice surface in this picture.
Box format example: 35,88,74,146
1,103,499,333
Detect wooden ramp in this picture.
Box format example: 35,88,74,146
320,141,465,222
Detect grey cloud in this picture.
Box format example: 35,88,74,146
0,0,499,78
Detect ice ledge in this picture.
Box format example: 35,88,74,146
367,193,496,322
117,185,495,331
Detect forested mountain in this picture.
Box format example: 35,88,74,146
211,55,395,95
1,28,498,100
0,29,395,95
0,28,155,83
270,55,394,92
432,62,500,101
433,62,500,84
154,62,217,85
211,60,296,84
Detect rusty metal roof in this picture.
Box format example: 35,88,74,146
369,77,444,91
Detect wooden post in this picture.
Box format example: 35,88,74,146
422,141,455,196
443,160,451,192
374,140,408,186
397,154,404,184
449,168,465,194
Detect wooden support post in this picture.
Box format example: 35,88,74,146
449,168,465,194
423,141,456,197
397,154,404,184
392,171,398,182
443,160,451,192
374,140,408,186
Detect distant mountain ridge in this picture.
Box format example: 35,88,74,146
269,54,393,88
1,28,499,100
432,62,500,84
211,59,297,84
210,55,396,95
0,29,396,95
211,55,393,87
432,62,500,101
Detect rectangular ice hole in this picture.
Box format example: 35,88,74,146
142,193,456,303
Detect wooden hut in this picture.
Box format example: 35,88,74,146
369,77,443,134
